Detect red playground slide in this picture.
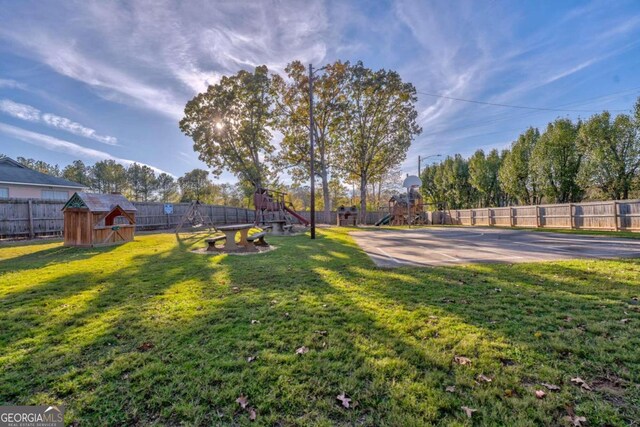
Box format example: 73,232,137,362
284,206,310,226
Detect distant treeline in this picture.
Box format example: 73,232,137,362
10,157,249,206
422,97,640,208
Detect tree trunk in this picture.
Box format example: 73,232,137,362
321,167,331,223
360,175,367,224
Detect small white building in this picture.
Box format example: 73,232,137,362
0,156,85,200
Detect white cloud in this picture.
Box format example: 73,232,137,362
0,0,329,119
0,98,118,145
0,78,27,90
0,99,40,121
41,114,117,145
0,122,170,175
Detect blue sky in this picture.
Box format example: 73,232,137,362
1,0,639,181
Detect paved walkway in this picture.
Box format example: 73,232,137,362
351,227,640,267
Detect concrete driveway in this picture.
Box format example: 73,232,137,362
351,227,640,267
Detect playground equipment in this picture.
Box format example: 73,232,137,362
63,192,136,247
253,187,310,228
175,200,215,235
382,188,427,226
337,205,358,226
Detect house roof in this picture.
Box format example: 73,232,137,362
63,192,137,212
0,156,85,188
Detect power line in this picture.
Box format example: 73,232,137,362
416,90,630,113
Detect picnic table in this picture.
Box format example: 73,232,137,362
213,223,254,251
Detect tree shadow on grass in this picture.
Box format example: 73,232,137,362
2,231,638,425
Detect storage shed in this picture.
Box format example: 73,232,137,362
62,192,136,247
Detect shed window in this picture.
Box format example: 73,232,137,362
0,187,8,198
42,190,69,200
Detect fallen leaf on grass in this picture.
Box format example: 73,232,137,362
477,374,492,383
541,382,561,391
137,342,154,352
295,346,309,355
248,407,257,421
570,377,592,391
314,330,328,336
504,389,515,398
535,390,546,399
454,356,472,365
564,415,587,426
461,406,477,418
236,395,249,409
247,356,257,363
251,320,260,324
620,318,630,324
534,331,543,338
336,392,351,408
445,386,456,392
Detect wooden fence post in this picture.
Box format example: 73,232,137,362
509,206,514,227
569,203,575,229
613,201,619,231
28,199,35,239
471,210,475,226
488,208,492,226
535,205,541,228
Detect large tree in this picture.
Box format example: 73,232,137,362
273,60,348,218
338,62,421,221
90,160,128,194
578,107,640,200
531,118,583,203
469,149,502,207
127,163,157,201
499,127,540,205
180,65,277,189
17,157,61,176
62,160,92,187
178,169,212,202
156,173,179,202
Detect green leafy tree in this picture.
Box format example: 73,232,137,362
531,118,583,203
469,149,502,207
337,61,421,221
578,108,640,200
178,169,212,202
62,160,92,187
90,160,128,194
17,157,61,176
499,128,540,205
156,173,179,202
180,65,277,189
126,163,159,201
273,60,348,219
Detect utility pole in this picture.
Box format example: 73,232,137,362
309,64,316,239
418,154,442,175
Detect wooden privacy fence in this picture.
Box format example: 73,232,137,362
431,200,640,231
0,200,259,239
0,199,386,239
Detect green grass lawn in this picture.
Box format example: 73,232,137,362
0,229,638,426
